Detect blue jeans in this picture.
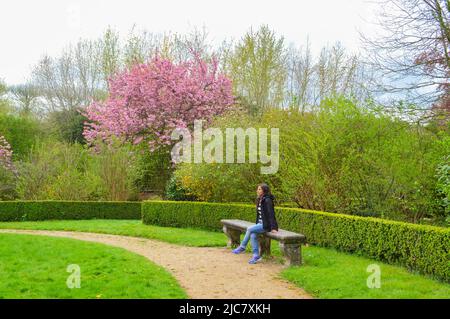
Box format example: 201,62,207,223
240,223,265,256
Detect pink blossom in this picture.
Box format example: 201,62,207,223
0,136,16,174
83,56,234,150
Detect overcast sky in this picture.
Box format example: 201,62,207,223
1,0,380,85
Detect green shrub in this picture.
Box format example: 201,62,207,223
174,109,272,203
45,108,87,144
15,142,103,200
165,175,197,201
173,97,448,224
142,200,450,282
131,145,173,193
0,113,42,160
15,140,139,201
0,167,17,200
0,80,11,114
435,136,450,221
90,140,139,201
0,201,141,221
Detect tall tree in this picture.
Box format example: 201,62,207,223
223,25,287,115
121,25,214,69
0,80,10,114
286,41,375,113
31,29,123,113
101,27,121,88
31,26,215,114
361,0,450,110
31,42,104,112
123,26,159,68
8,83,40,117
83,56,234,150
286,40,314,112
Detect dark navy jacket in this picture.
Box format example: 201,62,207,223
256,194,279,232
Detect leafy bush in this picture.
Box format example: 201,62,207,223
0,113,42,160
131,145,173,193
90,140,139,201
174,97,448,224
174,108,271,202
0,167,17,200
435,136,450,223
436,158,450,211
142,200,450,282
46,108,87,144
15,140,139,201
279,97,445,223
0,136,17,200
165,175,197,201
0,201,141,221
0,80,12,114
15,142,103,200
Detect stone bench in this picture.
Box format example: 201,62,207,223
221,219,306,266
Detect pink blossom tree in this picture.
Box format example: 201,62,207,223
83,56,234,150
0,135,15,174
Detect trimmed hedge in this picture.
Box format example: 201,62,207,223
142,200,450,282
0,201,141,221
0,200,447,281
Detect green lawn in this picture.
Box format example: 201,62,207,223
280,246,450,299
0,233,187,299
0,219,226,247
0,219,448,299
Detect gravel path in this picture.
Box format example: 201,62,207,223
0,229,311,299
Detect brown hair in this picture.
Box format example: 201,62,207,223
256,183,271,204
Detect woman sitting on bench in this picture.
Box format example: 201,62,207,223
232,183,278,264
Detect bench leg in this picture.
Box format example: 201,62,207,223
279,242,302,266
223,225,241,248
258,235,271,256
